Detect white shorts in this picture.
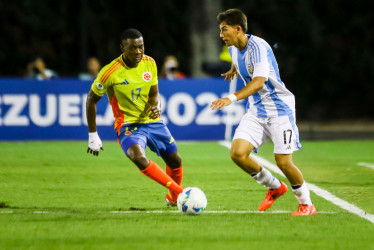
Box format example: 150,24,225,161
233,112,302,154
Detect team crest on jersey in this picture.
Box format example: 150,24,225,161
247,66,254,74
96,82,104,90
142,72,152,82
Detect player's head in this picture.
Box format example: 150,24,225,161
217,9,248,46
120,28,144,67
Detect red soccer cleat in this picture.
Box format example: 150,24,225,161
165,190,178,207
258,181,288,211
291,204,317,216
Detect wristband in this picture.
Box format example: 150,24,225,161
89,131,98,138
227,94,237,102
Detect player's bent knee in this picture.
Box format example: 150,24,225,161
230,150,247,164
129,155,149,170
125,147,149,170
169,158,182,169
165,158,181,169
162,151,182,169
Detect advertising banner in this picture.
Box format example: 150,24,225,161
0,78,246,140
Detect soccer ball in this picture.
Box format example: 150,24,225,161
177,187,207,215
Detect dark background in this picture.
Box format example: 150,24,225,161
1,0,373,121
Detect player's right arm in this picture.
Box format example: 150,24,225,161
86,89,104,156
86,89,102,133
211,76,266,110
85,62,115,156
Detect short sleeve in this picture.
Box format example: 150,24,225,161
252,41,270,80
90,65,111,96
150,59,158,86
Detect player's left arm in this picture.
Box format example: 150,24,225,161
86,89,104,156
147,84,161,119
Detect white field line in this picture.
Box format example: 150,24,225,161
105,210,336,214
0,210,337,214
218,141,374,224
358,162,374,170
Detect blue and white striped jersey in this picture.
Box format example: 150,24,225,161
229,34,295,118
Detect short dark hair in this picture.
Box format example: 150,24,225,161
217,9,248,33
120,28,143,41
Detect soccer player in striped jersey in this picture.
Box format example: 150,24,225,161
211,9,316,215
86,29,183,206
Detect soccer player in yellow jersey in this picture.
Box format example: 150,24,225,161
86,29,183,206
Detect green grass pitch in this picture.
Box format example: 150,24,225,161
0,140,373,249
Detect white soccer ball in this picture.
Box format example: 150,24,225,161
177,187,207,215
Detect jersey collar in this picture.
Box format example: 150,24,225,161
239,34,251,54
119,54,132,69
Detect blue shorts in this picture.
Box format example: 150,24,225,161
117,121,177,156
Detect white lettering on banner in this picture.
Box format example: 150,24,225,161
81,94,114,126
195,93,221,125
0,94,118,128
0,92,245,128
162,92,244,126
59,95,81,126
167,93,196,126
220,92,245,125
222,103,245,125
81,94,88,125
29,94,57,127
3,95,29,126
96,105,114,125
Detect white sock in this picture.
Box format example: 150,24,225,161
292,182,313,205
252,167,281,190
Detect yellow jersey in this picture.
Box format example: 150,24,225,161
91,54,159,128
